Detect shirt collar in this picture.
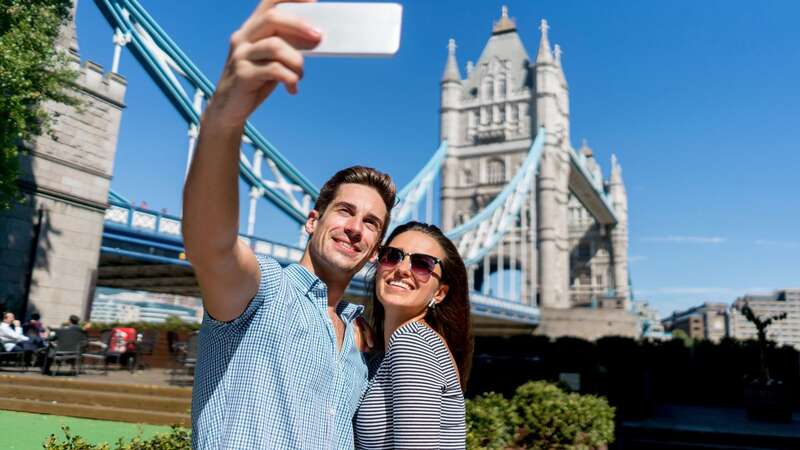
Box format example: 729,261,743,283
285,263,326,298
284,264,365,322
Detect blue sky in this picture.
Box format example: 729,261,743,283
75,1,800,318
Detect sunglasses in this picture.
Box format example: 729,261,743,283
377,246,442,283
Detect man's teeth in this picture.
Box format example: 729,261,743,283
389,280,412,290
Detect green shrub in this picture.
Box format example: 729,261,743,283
466,392,519,449
87,316,201,333
44,426,191,450
512,381,614,450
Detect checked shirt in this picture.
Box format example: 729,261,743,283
191,255,369,449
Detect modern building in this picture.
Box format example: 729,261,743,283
729,289,800,350
89,289,201,324
663,303,728,342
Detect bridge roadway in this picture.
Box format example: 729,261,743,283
99,200,540,334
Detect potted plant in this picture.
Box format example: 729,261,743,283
739,301,791,422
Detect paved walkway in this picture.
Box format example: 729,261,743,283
0,365,193,388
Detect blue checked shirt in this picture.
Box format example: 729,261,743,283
192,255,369,449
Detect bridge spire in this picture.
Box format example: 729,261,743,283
442,38,462,82
536,19,553,63
492,5,517,34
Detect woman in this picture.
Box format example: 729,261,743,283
355,221,473,449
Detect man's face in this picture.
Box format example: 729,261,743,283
3,313,14,324
305,183,387,277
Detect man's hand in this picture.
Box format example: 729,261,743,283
353,316,375,353
205,0,322,128
183,0,321,321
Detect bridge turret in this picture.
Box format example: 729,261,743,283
440,38,463,144
440,38,463,230
608,154,630,306
535,19,571,309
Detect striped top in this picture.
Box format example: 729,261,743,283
354,321,466,449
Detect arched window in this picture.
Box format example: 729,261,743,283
487,158,505,184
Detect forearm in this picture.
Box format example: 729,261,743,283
182,109,245,267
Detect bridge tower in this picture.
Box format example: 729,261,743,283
0,2,127,326
439,7,630,315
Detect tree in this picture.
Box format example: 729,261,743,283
740,301,787,381
0,0,77,210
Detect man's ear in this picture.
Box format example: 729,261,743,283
434,284,449,304
305,210,320,235
368,244,381,264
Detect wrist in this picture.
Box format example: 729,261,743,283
200,106,247,137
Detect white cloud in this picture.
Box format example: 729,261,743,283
755,239,800,249
641,236,726,244
628,255,648,263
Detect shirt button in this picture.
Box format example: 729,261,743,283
329,408,336,416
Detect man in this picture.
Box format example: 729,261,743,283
0,312,29,352
40,315,87,375
183,1,396,448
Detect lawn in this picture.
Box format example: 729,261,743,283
0,410,182,449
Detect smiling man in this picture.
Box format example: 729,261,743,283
181,1,396,448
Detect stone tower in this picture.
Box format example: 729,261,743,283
0,1,127,326
439,7,630,313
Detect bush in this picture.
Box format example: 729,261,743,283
512,381,614,450
87,316,201,333
44,426,191,450
466,392,519,449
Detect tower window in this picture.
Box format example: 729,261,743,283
487,158,505,184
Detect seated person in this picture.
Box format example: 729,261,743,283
0,312,29,352
41,315,87,375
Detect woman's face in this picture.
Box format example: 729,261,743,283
376,230,449,317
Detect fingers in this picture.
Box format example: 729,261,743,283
238,4,321,47
241,37,305,79
240,60,300,91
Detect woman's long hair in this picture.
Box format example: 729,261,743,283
369,221,474,390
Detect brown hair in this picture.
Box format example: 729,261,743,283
314,166,396,240
369,221,474,390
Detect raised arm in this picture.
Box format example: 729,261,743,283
182,0,321,322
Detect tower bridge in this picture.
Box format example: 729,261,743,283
0,2,638,338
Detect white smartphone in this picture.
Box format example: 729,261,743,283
275,2,402,57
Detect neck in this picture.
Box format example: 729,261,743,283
383,309,427,351
299,252,352,308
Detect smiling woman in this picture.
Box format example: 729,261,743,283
356,221,473,449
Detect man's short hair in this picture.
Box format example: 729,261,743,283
68,315,80,325
313,166,396,240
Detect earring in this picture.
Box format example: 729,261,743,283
427,298,437,309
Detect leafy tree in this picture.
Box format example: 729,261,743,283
0,0,77,210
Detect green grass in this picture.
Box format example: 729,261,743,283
0,410,183,449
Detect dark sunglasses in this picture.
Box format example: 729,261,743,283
377,246,442,282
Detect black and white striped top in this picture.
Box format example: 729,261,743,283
354,321,466,449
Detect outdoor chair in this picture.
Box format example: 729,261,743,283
133,329,158,371
170,332,197,385
81,329,138,374
49,327,88,376
0,347,26,371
